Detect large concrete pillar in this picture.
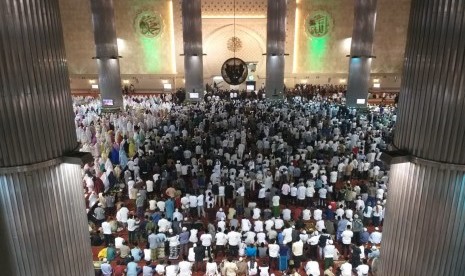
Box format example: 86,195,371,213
380,0,465,275
182,0,204,101
265,0,287,100
90,0,123,111
0,0,93,275
346,0,378,108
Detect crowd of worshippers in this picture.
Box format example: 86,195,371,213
79,94,395,276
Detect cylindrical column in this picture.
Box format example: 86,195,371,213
0,162,94,275
380,0,465,275
90,0,123,111
182,0,204,101
381,161,465,275
265,0,287,100
346,0,378,108
0,0,93,274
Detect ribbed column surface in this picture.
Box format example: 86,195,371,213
90,0,123,110
381,0,465,275
380,162,465,275
182,0,204,99
346,0,378,108
393,0,465,164
0,163,94,275
265,0,287,99
0,0,77,167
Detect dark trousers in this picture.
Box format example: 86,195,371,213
128,230,137,244
215,245,225,257
203,245,212,258
293,255,303,268
104,234,113,247
229,245,239,257
342,243,350,257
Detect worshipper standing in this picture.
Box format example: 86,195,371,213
304,258,320,276
236,257,248,276
356,258,370,276
179,227,190,258
194,242,206,271
178,255,193,276
100,258,112,276
247,257,259,276
127,215,139,244
167,229,180,259
101,217,113,246
341,225,354,257
165,260,179,275
142,261,155,276
206,258,219,276
125,257,141,276
222,256,239,276
165,197,175,220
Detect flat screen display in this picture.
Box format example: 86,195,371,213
190,93,199,99
102,99,114,106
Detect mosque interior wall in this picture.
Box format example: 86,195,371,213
59,0,410,92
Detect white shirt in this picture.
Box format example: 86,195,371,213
281,184,290,195
345,209,354,220
227,231,241,246
253,208,261,219
241,219,252,232
305,261,320,276
215,232,228,245
297,186,307,200
302,209,311,220
268,244,280,258
341,230,354,244
197,194,204,207
257,232,266,244
101,221,112,235
272,195,280,206
189,229,198,243
330,171,338,183
282,227,293,244
189,195,198,207
155,264,166,275
178,261,192,275
313,209,322,221
254,220,264,232
282,209,292,221
274,218,284,230
158,218,170,232
324,244,336,258
200,233,213,246
114,237,124,249
157,201,165,212
356,264,370,276
290,186,297,197
127,218,138,231
244,231,256,244
143,248,151,261
319,188,327,198
149,199,156,211
292,240,304,256
265,219,274,231
165,264,179,275
370,231,382,244
116,207,129,223
316,220,325,232
341,262,353,276
146,180,154,192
